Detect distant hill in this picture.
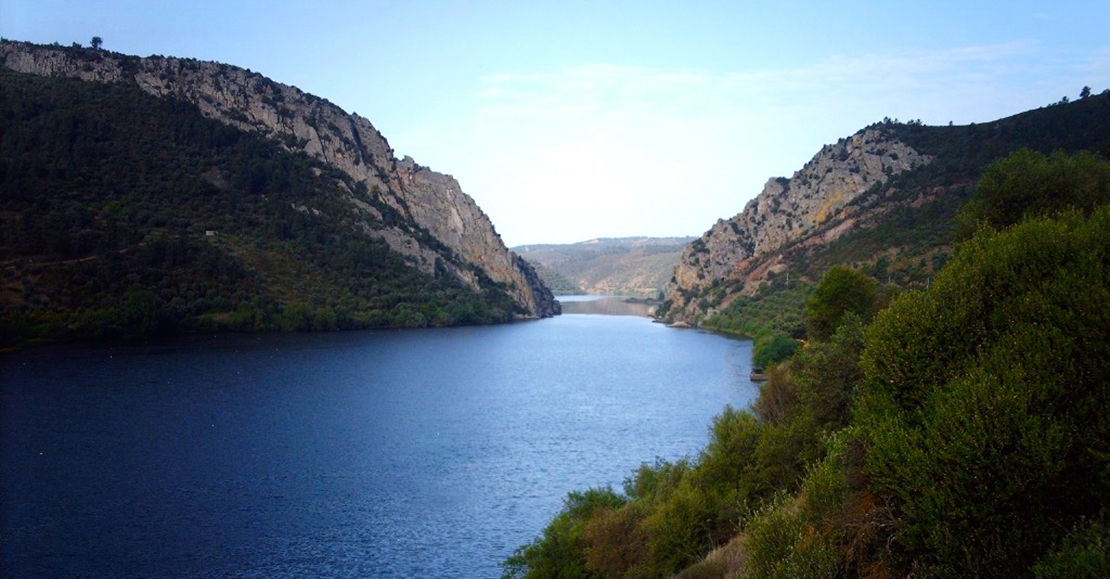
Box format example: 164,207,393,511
658,90,1110,335
514,237,695,298
0,40,558,345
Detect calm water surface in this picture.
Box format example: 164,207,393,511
1,309,755,578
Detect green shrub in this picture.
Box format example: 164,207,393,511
956,149,1110,238
805,267,880,342
502,487,627,579
740,431,877,579
856,207,1110,578
624,457,691,503
1033,518,1110,579
583,502,650,578
752,331,800,368
640,408,767,574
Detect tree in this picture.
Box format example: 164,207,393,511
90,36,102,50
1081,85,1092,99
956,149,1110,237
805,266,880,342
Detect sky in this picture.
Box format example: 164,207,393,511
3,1,1109,246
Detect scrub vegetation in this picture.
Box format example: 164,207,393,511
504,150,1110,579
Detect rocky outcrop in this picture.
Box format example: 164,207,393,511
662,128,931,324
0,40,559,318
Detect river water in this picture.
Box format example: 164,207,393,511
1,301,756,578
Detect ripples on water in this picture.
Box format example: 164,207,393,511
1,311,756,578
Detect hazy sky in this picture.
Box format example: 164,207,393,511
3,1,1109,245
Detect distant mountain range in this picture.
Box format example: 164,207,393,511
0,40,558,344
513,237,695,298
657,89,1110,336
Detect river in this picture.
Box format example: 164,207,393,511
1,300,756,578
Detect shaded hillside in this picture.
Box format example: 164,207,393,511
0,40,559,338
514,237,694,298
658,90,1110,333
524,261,584,295
0,64,546,344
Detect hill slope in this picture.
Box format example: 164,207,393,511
0,41,559,342
514,237,694,298
657,91,1110,331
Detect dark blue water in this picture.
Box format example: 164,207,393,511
1,312,755,578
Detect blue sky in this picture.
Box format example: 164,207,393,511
3,1,1108,245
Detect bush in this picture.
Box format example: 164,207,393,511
1033,518,1110,579
805,267,880,341
502,487,627,579
856,207,1110,578
956,149,1110,238
741,433,855,579
752,331,800,368
583,502,650,578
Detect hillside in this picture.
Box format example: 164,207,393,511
657,91,1110,333
0,41,559,344
514,237,694,298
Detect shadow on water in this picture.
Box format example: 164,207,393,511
556,295,656,316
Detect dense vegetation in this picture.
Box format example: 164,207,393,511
505,150,1110,578
0,70,524,346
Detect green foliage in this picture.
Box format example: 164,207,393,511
1032,518,1110,579
0,69,519,346
751,331,799,368
805,266,880,342
623,457,691,503
856,207,1110,579
701,283,813,339
502,487,627,579
957,149,1110,238
741,434,857,579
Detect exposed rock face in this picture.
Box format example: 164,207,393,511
663,128,931,324
1,41,559,318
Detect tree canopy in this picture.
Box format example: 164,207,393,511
956,148,1110,237
857,205,1110,578
805,266,881,342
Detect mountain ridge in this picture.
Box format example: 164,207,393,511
514,236,695,298
0,40,559,320
658,91,1110,328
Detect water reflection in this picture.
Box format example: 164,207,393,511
556,295,656,316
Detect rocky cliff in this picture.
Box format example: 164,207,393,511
1,40,559,318
662,128,932,324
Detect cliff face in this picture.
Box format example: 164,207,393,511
663,128,932,323
1,41,558,318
